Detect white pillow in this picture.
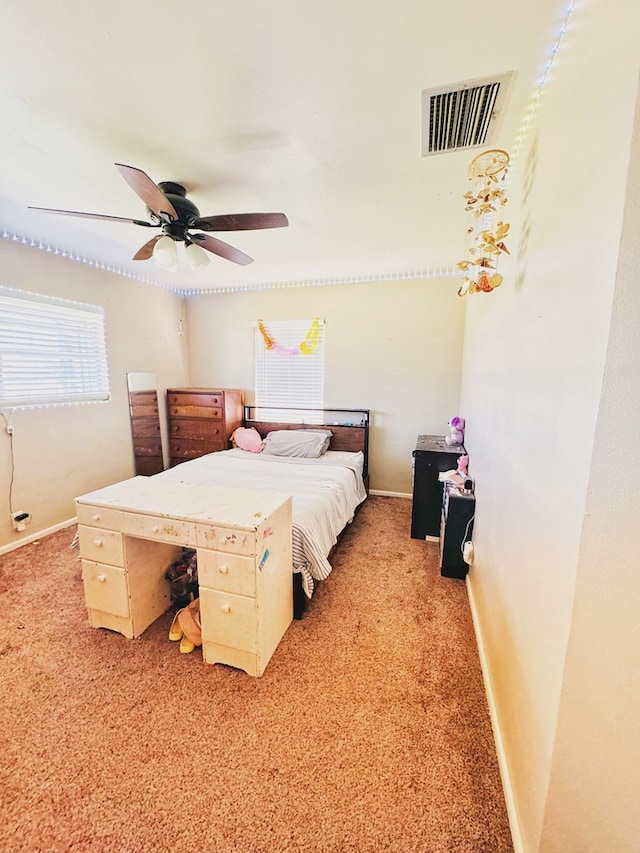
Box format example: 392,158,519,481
262,429,331,458
307,429,332,453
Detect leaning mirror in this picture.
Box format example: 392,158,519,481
126,372,166,475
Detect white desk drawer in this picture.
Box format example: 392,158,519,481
196,525,256,556
78,526,124,566
120,513,196,546
76,504,123,530
197,550,255,597
82,560,129,617
199,588,258,653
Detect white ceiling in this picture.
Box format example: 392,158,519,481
0,1,562,294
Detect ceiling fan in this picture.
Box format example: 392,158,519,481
29,163,289,271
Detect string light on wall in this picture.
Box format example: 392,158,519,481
2,227,459,296
0,227,177,294
509,0,577,172
180,266,459,297
456,149,510,297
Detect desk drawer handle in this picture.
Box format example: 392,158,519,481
151,525,160,533
221,604,231,613
218,565,229,574
92,513,101,522
97,574,106,583
93,538,103,547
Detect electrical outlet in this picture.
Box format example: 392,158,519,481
12,511,30,532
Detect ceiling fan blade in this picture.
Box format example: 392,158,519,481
132,235,163,261
191,233,254,265
28,206,156,227
192,212,288,232
115,163,178,221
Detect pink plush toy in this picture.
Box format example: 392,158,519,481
231,426,264,453
445,416,465,446
456,454,469,478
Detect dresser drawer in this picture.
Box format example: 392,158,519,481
131,417,162,439
197,550,256,597
170,439,226,459
168,391,223,409
82,560,130,617
119,512,197,546
169,420,223,440
133,437,163,457
199,588,258,653
129,391,159,419
196,525,257,556
78,525,124,566
169,405,223,420
76,504,123,531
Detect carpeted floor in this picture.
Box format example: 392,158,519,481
0,495,513,853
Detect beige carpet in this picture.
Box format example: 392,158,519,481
0,495,513,852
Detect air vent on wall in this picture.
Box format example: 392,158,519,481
421,72,513,156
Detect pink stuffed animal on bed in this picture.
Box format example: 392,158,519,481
231,427,264,453
445,416,465,446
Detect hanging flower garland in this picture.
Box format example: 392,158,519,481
457,149,511,297
257,318,321,355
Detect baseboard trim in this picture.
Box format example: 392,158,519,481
466,575,524,853
0,517,77,556
369,489,412,499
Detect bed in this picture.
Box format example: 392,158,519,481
158,407,370,617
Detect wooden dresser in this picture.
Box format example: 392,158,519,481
167,387,244,467
76,476,293,677
128,389,164,475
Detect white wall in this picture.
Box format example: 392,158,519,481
0,241,189,549
460,2,640,850
184,276,466,494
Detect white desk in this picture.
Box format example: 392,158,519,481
76,476,293,677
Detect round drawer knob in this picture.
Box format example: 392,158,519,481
97,574,106,583
218,565,229,574
92,513,101,521
151,525,160,533
94,539,103,547
221,604,231,613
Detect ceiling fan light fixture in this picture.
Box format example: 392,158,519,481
30,162,288,272
185,241,211,270
153,235,178,271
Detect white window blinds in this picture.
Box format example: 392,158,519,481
254,318,324,421
0,286,110,408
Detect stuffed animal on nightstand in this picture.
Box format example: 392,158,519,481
456,454,469,478
445,416,465,446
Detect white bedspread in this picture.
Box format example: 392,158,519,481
157,449,367,597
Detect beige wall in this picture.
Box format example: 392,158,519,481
460,3,640,850
538,58,640,853
0,241,189,550
184,277,466,494
0,246,466,543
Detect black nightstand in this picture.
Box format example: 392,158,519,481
440,484,475,579
411,435,465,539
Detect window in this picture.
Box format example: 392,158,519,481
254,318,324,421
0,286,110,408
